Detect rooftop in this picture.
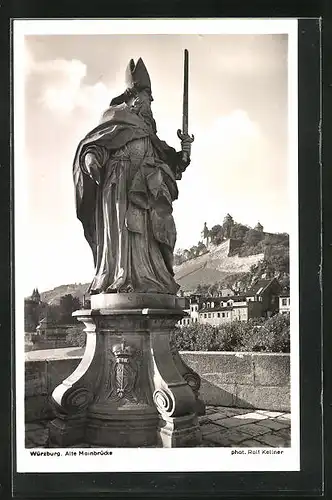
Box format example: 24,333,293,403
246,278,277,296
199,306,234,313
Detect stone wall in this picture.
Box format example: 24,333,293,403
25,348,83,421
24,348,290,422
227,238,243,255
181,351,290,412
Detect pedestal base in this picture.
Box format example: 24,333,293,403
49,293,204,448
158,414,202,448
49,415,86,448
86,410,159,447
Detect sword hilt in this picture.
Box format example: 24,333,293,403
177,129,195,164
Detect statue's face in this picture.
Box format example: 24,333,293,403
127,89,157,133
127,89,153,109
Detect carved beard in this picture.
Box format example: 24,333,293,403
136,99,157,134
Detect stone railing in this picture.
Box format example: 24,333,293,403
180,351,290,412
25,347,84,421
24,348,290,422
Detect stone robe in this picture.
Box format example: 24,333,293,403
73,104,186,295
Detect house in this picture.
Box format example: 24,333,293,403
24,288,41,333
198,295,263,325
279,294,290,314
199,306,233,325
33,317,79,350
178,296,191,327
177,277,283,327
178,294,208,327
245,277,281,318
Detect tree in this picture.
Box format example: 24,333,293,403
201,222,210,241
220,272,252,294
266,254,290,275
174,249,186,266
279,274,290,291
173,314,290,353
243,228,263,247
183,249,191,261
262,232,289,247
45,304,61,323
222,214,234,239
196,241,208,255
189,245,199,259
207,282,220,297
59,294,81,324
230,223,250,240
195,283,209,295
24,301,40,332
209,224,224,245
66,325,86,347
247,313,290,353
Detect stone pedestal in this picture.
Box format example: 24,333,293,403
49,293,204,448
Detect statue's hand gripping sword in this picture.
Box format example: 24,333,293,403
177,49,194,164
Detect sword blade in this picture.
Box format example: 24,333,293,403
182,49,189,134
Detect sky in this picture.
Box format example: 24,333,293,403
19,29,290,294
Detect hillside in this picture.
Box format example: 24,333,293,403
37,240,264,303
40,283,89,305
174,239,264,292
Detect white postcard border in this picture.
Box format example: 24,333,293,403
14,18,299,473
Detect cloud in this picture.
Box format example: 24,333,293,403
211,35,287,76
193,109,262,177
25,48,112,119
207,109,260,146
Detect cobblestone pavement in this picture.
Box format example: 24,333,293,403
25,406,291,448
198,406,291,447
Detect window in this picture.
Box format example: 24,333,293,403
282,298,288,306
204,313,207,318
208,313,211,318
222,312,225,318
211,302,214,308
217,313,220,318
207,302,210,308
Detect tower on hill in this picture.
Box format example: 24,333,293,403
254,222,264,232
31,288,41,303
201,222,210,247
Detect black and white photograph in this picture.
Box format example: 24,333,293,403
14,18,299,473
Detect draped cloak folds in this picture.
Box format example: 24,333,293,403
73,105,185,295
